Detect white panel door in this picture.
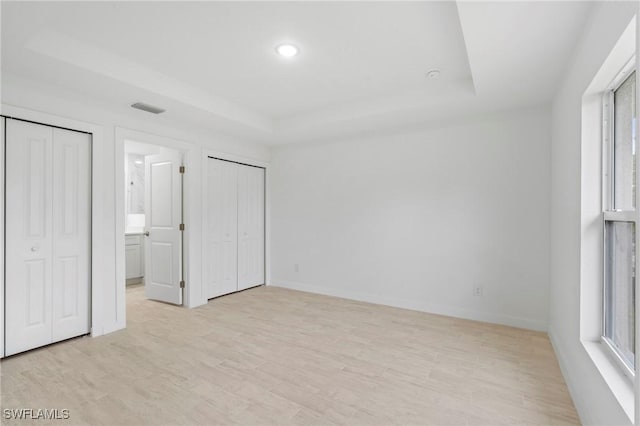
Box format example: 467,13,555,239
5,119,54,356
144,150,182,305
5,120,90,356
51,128,91,342
206,158,238,298
237,165,265,291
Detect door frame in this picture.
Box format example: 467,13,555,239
115,128,201,316
202,149,270,302
0,104,104,358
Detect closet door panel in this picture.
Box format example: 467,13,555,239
51,128,91,341
207,159,238,298
5,119,54,356
237,165,264,290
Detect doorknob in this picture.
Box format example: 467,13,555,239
144,231,150,237
30,247,38,252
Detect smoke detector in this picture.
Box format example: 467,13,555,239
426,69,441,79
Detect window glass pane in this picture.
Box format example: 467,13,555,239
604,220,636,369
613,71,637,210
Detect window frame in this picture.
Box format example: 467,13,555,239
602,59,637,381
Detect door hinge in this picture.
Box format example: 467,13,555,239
180,280,185,288
179,223,185,231
179,166,185,174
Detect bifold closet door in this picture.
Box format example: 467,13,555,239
207,158,238,299
5,119,90,356
237,165,265,291
5,120,53,355
51,128,91,342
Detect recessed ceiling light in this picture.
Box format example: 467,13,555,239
276,44,299,58
426,69,441,79
134,160,143,165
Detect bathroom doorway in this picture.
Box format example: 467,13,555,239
124,140,185,306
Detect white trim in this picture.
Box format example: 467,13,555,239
601,335,635,380
635,12,640,424
202,149,271,306
0,103,106,359
602,90,614,212
272,279,547,332
0,118,5,357
115,127,204,311
582,339,635,422
603,210,637,222
606,55,637,92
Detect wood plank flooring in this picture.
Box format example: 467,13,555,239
1,284,579,425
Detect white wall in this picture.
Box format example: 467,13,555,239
1,74,270,341
271,107,551,331
549,2,638,425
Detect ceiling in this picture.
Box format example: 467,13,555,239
1,1,593,145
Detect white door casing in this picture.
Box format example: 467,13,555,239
5,119,90,356
144,150,182,305
206,158,238,298
237,165,265,291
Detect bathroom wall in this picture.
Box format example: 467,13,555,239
126,153,145,214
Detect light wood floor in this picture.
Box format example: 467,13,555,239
1,284,579,425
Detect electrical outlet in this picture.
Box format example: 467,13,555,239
294,263,299,273
473,286,483,297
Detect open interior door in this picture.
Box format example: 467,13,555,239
144,149,183,305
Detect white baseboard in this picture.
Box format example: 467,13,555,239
270,279,547,332
101,321,125,336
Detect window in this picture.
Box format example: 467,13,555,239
603,69,637,377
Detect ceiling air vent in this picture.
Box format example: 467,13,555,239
131,102,166,114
